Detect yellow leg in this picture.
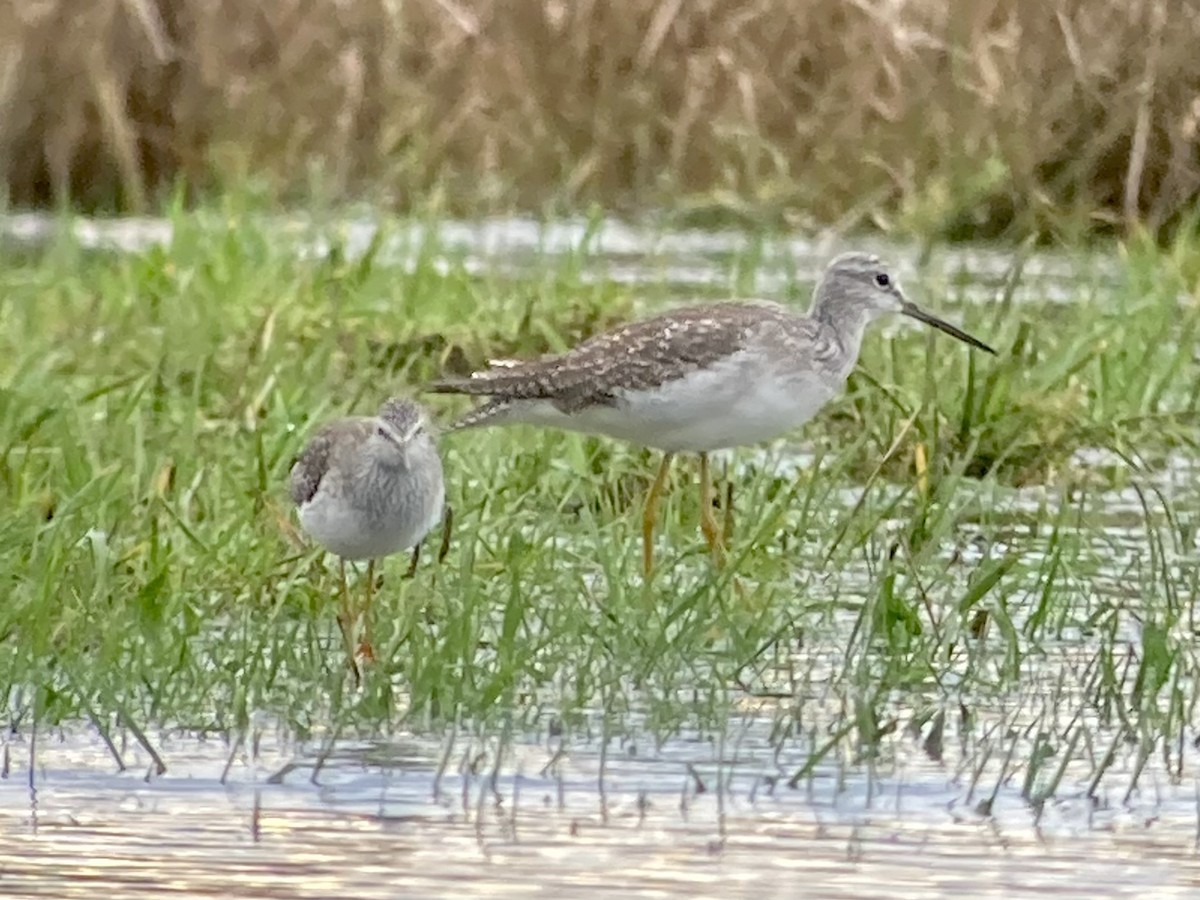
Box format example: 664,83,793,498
337,558,352,648
698,452,727,569
355,559,376,664
642,453,674,579
336,558,361,685
722,479,735,547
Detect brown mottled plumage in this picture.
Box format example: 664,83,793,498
289,418,371,507
428,301,822,428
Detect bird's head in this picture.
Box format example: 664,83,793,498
374,397,432,457
814,252,996,354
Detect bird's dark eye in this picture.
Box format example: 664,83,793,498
874,273,890,288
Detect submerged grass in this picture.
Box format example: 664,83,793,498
0,211,1197,800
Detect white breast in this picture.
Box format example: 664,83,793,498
509,351,841,452
298,451,445,562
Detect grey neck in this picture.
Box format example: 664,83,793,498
811,291,872,380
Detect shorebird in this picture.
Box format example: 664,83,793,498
289,397,448,673
428,252,996,577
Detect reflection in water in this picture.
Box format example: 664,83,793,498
3,718,1200,898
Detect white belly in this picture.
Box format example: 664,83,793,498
298,480,444,562
511,353,841,452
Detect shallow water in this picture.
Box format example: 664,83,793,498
4,714,1200,899
0,209,1119,306
2,213,1198,896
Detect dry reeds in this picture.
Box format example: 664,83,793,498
1,0,1198,236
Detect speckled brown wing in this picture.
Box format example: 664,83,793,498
428,301,793,412
288,418,374,506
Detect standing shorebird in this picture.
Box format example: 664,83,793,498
428,252,996,577
289,397,448,673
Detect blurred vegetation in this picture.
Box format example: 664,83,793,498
1,0,1198,239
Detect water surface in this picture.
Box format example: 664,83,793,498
4,716,1200,899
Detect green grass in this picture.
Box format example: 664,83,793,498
0,210,1197,800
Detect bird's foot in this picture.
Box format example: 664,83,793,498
355,640,376,664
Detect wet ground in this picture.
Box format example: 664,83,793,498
4,717,1200,899
1,213,1197,896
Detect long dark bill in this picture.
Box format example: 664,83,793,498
901,301,997,355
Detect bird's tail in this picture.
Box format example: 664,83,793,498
442,398,517,432
425,376,490,396
426,365,536,431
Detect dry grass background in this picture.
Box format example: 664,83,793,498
1,0,1198,236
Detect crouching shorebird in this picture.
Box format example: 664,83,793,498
289,397,448,675
428,252,996,578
